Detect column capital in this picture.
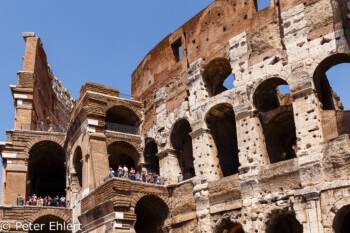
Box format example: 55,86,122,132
156,148,178,158
189,127,210,138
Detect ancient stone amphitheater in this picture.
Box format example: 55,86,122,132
1,0,350,232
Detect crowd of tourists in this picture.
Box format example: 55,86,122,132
109,165,161,184
17,194,66,207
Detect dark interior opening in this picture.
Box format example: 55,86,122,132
28,141,66,198
108,142,138,172
313,53,350,111
253,78,297,164
266,210,303,233
333,205,350,233
135,195,169,233
144,140,159,174
171,119,195,180
203,58,233,96
105,106,140,134
73,147,83,189
206,104,239,177
30,215,70,233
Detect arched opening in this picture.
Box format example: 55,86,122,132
313,53,350,111
266,210,303,233
107,142,139,172
171,119,195,181
333,205,350,233
73,147,83,189
134,195,169,233
28,141,66,198
253,78,297,164
144,140,159,175
30,215,70,233
105,106,140,134
206,104,239,177
203,58,234,96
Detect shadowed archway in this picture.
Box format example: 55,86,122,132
28,141,66,198
134,195,169,233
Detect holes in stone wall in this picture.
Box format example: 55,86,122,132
171,119,195,181
144,140,159,175
28,141,66,197
206,104,239,177
203,57,234,96
253,78,297,164
172,38,183,62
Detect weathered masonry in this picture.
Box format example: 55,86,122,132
1,0,350,232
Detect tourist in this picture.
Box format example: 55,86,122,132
153,173,158,184
60,195,66,207
37,197,42,206
135,171,140,181
130,167,135,180
118,165,123,178
147,173,152,183
142,170,146,182
123,165,129,178
156,175,161,185
43,196,48,206
33,194,37,206
50,196,57,206
17,194,23,206
47,196,52,206
109,168,115,178
55,195,60,206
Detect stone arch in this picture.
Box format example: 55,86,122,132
143,138,159,174
102,101,142,121
205,103,239,177
312,53,350,110
202,57,234,96
132,194,170,233
265,209,303,233
107,141,140,172
27,209,72,224
252,77,297,164
27,140,66,197
130,192,170,210
24,135,65,154
323,195,350,230
248,75,290,107
170,119,195,180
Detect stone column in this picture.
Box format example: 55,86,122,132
292,88,324,156
193,180,212,233
189,125,222,181
157,149,182,185
89,132,109,189
187,58,210,107
235,110,269,174
302,192,324,233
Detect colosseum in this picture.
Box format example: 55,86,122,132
1,0,350,232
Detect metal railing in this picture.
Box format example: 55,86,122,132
105,122,139,135
118,93,140,101
20,124,67,133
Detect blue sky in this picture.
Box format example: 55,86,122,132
0,0,349,200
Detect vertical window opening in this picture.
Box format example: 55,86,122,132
172,39,182,62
